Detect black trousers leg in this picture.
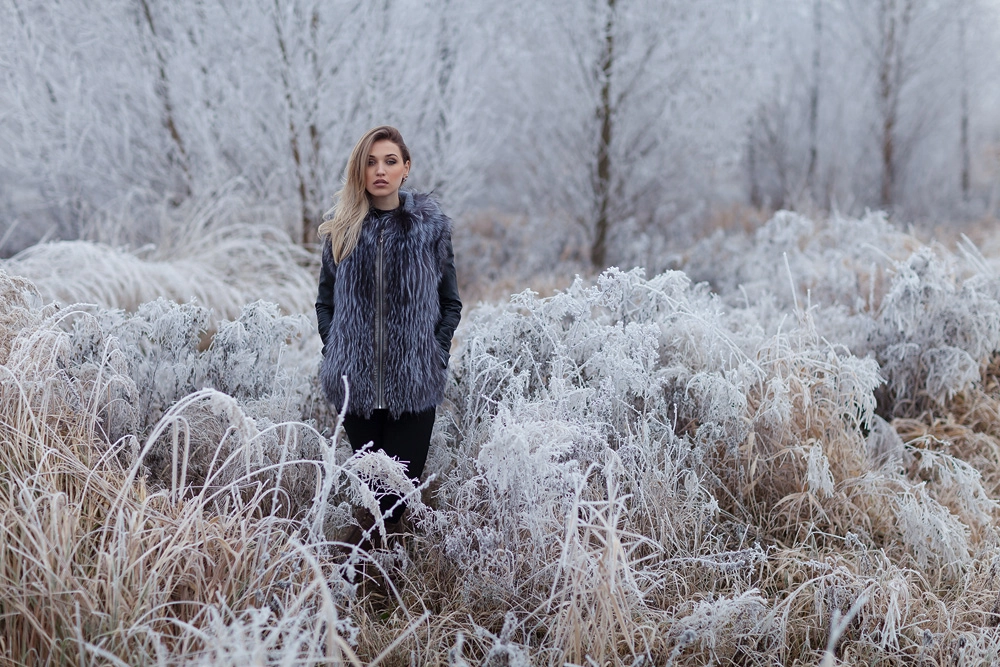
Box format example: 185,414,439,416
342,410,388,455
342,407,436,522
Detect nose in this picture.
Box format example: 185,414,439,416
375,161,386,176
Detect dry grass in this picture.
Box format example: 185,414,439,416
0,330,356,664
0,271,390,665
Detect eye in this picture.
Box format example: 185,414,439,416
387,158,396,165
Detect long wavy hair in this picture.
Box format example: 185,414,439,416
318,125,411,262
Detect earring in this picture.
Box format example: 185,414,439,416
402,175,408,183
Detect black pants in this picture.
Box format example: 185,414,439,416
342,407,436,522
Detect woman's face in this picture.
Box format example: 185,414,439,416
365,139,410,206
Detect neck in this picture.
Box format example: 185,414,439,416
370,191,400,211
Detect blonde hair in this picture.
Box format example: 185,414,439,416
318,125,411,262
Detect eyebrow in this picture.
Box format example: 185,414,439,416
369,153,399,159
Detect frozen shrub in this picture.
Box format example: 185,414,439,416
684,210,919,313
200,300,325,423
859,248,1000,409
46,297,327,443
684,210,1000,413
665,590,776,665
68,299,209,434
434,252,999,656
431,402,590,611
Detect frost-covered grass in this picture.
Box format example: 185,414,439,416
2,227,316,320
4,211,1000,665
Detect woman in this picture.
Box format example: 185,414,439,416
315,125,462,525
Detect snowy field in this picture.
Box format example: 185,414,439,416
4,210,1000,665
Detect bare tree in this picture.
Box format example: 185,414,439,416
747,0,1000,218
591,0,616,269
270,0,313,245
842,0,955,210
873,0,912,208
805,0,822,196
958,6,971,202
497,0,752,270
744,0,833,211
136,0,192,201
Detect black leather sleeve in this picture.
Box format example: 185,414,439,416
435,231,462,365
315,242,337,355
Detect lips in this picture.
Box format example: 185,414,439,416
373,180,389,187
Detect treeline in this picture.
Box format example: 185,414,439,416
1,0,998,267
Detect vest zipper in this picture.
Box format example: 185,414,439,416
376,225,386,409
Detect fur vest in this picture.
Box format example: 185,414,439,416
316,191,461,418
